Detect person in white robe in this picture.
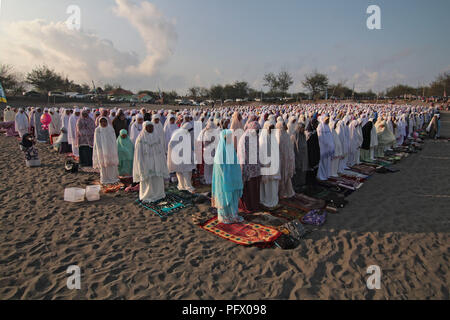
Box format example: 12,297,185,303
68,108,81,157
49,108,62,144
329,118,344,177
259,122,280,208
93,117,119,185
15,108,29,138
163,115,178,152
335,119,349,172
317,115,335,181
152,114,166,154
167,123,196,193
4,107,16,122
133,121,169,203
197,118,219,185
129,114,144,145
275,121,295,199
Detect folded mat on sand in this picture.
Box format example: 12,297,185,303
300,185,349,208
280,194,326,213
201,217,282,247
244,212,289,228
79,167,100,174
136,193,190,218
350,164,376,176
328,176,363,191
317,180,354,196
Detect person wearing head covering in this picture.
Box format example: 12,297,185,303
76,110,96,167
117,129,134,177
15,108,29,138
275,121,296,199
259,122,281,208
3,106,16,122
196,118,219,185
152,114,166,154
426,114,440,139
230,111,245,150
1,107,17,136
164,115,178,152
112,110,129,138
167,123,196,193
237,121,261,213
95,109,109,127
54,126,71,154
32,107,49,143
360,119,374,162
348,119,363,167
130,114,144,145
49,108,62,145
68,108,81,157
133,122,169,203
305,118,321,185
375,120,396,157
93,117,120,185
212,129,244,224
328,118,344,177
19,133,41,167
291,120,309,191
61,109,71,131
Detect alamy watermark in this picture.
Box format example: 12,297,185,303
366,5,381,30
67,265,81,290
366,265,381,290
66,5,81,31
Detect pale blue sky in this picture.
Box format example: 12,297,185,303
0,0,449,93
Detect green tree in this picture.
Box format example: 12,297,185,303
302,71,329,100
0,64,26,95
209,85,224,100
26,65,65,93
277,71,294,95
263,72,279,93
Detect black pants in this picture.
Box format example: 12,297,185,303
79,146,93,167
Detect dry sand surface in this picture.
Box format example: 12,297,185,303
0,116,449,300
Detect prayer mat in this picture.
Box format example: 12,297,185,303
350,164,376,176
200,217,282,247
329,176,363,191
244,212,288,228
119,176,133,185
136,193,188,218
167,186,198,202
272,205,307,220
340,170,369,180
102,183,124,193
360,161,382,169
301,185,349,208
280,194,326,213
79,167,100,174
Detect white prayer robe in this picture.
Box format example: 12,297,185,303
93,124,119,185
68,115,80,156
15,112,29,138
133,124,169,202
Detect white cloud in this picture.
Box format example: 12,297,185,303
0,0,177,89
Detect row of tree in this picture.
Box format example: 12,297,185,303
1,64,448,102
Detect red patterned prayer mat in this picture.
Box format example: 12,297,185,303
200,217,282,247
